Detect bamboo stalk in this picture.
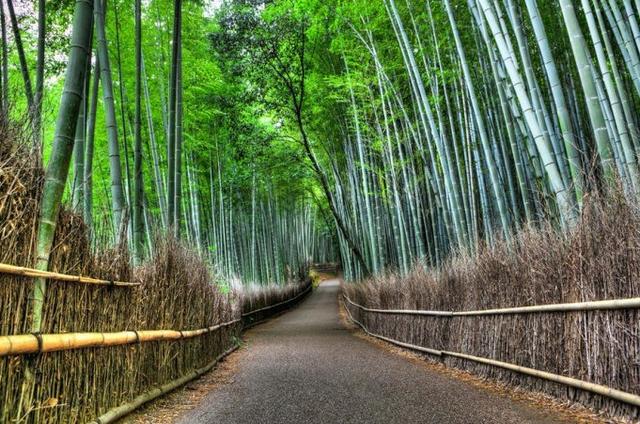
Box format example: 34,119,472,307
342,300,640,408
90,343,240,424
0,319,241,356
0,263,139,287
241,283,312,317
343,294,640,316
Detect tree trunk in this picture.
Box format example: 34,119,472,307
84,56,100,228
167,0,182,232
34,0,45,144
32,0,94,332
0,4,7,113
95,0,127,237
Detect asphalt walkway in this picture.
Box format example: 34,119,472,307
177,279,569,424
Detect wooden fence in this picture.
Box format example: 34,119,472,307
0,262,313,423
343,293,640,411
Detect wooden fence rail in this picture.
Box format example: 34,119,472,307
343,294,640,316
0,319,241,356
0,263,139,287
242,283,313,317
342,294,640,409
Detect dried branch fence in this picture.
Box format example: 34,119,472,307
0,132,314,423
241,283,313,328
343,293,640,416
0,259,311,423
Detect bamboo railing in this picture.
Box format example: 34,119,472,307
0,265,312,421
342,295,640,408
343,293,640,316
0,282,313,357
0,319,241,356
242,283,313,317
0,262,139,287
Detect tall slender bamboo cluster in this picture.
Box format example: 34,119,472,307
203,173,335,285
327,0,640,279
10,0,334,288
14,0,640,284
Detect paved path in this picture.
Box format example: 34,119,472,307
177,279,570,424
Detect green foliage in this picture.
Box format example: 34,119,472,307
16,0,636,284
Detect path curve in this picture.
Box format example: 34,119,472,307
177,279,571,424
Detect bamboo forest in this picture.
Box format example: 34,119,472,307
0,0,639,422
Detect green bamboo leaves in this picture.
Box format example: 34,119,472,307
24,0,640,288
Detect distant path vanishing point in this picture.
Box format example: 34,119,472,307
177,279,571,424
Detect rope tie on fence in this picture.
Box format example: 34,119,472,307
31,332,43,353
132,331,141,344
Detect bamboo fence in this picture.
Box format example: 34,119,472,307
342,294,640,409
90,344,240,424
0,282,312,357
0,250,311,422
88,283,311,422
240,281,314,329
242,283,313,317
